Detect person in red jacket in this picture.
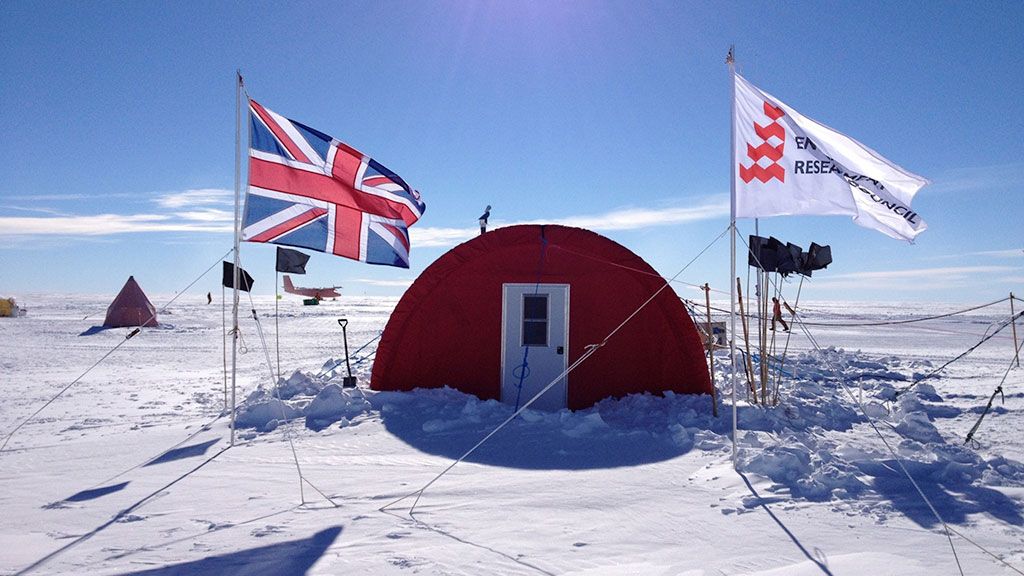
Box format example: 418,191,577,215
771,296,790,332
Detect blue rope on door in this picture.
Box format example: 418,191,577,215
513,226,549,411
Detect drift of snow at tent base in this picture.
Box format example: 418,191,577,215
103,276,158,328
371,224,712,410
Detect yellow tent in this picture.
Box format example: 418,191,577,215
0,298,20,318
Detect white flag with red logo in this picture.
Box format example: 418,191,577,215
734,73,929,242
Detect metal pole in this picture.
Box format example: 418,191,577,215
276,271,281,381
230,71,243,446
1011,292,1020,367
727,47,738,465
222,285,227,411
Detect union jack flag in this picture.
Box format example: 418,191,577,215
242,100,426,268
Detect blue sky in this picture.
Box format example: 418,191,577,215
1,1,1021,304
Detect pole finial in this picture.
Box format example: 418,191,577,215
726,45,735,65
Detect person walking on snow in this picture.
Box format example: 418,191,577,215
479,205,491,235
771,296,790,332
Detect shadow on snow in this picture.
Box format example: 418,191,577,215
739,472,835,576
375,388,721,470
858,459,1024,528
117,526,342,576
17,448,230,575
63,481,131,503
144,438,221,467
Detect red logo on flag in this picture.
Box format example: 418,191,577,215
739,102,786,183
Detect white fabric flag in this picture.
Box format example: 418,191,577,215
734,73,929,242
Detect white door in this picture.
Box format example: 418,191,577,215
501,284,569,411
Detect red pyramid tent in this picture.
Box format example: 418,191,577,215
103,276,158,328
371,225,711,411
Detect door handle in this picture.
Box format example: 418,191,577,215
556,346,564,355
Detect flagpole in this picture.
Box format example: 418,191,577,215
222,285,227,411
755,218,762,403
230,70,244,447
276,270,281,381
727,47,739,466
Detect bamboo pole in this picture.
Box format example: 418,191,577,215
754,271,762,405
222,285,227,411
275,271,281,381
764,275,781,405
736,278,755,395
760,270,770,405
1012,292,1020,368
772,275,804,405
704,283,718,417
769,276,784,404
753,220,762,405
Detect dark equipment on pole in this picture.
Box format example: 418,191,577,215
806,242,833,271
748,235,832,277
777,242,804,276
748,235,786,272
337,318,357,388
748,235,777,272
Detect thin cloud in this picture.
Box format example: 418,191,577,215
0,214,232,236
411,227,478,248
4,192,137,201
173,208,235,222
352,278,415,287
412,200,729,249
924,248,1024,261
969,248,1023,259
542,202,730,230
926,162,1024,195
155,188,234,208
0,195,727,243
828,265,1016,280
0,187,236,238
0,205,70,216
807,265,1020,291
0,235,120,250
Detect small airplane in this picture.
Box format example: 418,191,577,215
282,275,342,300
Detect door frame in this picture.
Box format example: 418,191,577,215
500,283,570,410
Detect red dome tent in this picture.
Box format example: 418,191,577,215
371,225,711,411
103,276,158,328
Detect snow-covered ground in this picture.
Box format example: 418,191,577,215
1,294,1022,575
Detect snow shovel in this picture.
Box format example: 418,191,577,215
337,318,357,388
